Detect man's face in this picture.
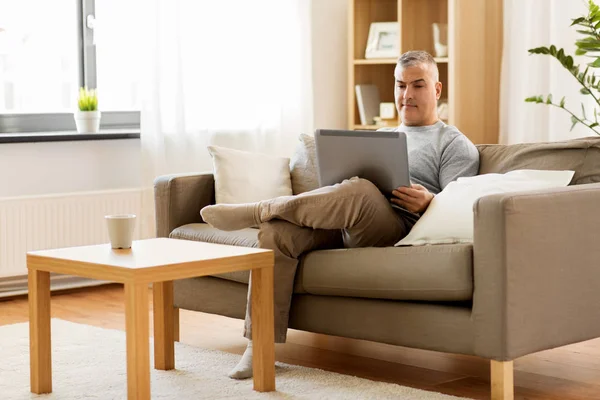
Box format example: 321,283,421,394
394,63,442,126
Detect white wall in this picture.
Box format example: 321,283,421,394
311,0,348,130
0,139,142,197
0,2,348,198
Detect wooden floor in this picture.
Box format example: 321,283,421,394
2,284,600,400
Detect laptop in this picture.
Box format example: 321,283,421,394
314,128,411,196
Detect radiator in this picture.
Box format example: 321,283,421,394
0,189,154,280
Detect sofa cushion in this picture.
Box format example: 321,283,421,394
290,133,319,195
170,224,473,301
170,223,308,293
395,169,575,246
170,223,257,285
297,244,473,301
171,223,259,248
476,136,600,185
208,145,293,204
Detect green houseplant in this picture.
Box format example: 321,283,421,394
74,87,100,133
525,0,600,136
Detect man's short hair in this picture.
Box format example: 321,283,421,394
397,51,439,82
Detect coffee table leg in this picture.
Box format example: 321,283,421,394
29,269,52,394
125,282,150,400
153,281,175,370
251,266,276,392
173,307,180,342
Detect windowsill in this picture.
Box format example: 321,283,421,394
0,129,140,144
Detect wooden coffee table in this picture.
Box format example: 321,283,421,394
27,238,275,399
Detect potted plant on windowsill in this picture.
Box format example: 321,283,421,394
74,87,100,133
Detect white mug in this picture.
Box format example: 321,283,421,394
105,214,136,249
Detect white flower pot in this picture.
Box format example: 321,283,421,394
74,110,101,133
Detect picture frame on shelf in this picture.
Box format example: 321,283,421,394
365,22,399,59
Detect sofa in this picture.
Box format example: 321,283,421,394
154,136,600,400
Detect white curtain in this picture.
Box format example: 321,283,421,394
140,0,313,178
138,0,313,233
500,0,597,144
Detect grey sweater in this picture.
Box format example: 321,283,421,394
384,121,480,194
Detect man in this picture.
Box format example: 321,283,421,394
200,50,479,379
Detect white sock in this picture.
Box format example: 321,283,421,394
228,340,253,379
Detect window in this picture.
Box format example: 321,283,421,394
94,0,142,111
0,1,78,113
0,0,140,133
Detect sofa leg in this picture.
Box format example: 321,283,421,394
491,360,514,400
173,307,180,342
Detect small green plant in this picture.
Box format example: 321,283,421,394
525,0,600,135
78,87,98,112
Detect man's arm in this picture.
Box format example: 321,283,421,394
391,131,478,213
439,134,480,189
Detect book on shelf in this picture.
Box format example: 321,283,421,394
354,84,380,126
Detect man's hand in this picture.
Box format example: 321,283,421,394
391,184,434,214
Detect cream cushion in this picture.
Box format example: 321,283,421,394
208,145,293,204
396,169,575,246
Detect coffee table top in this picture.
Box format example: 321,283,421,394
27,238,273,284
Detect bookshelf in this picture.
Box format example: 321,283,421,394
347,0,502,144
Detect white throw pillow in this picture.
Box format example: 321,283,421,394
208,145,293,204
395,169,575,246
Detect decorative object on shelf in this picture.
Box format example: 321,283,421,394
74,87,101,133
365,22,399,59
437,100,449,121
432,23,448,58
379,102,396,120
355,84,380,125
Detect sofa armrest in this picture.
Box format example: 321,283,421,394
153,172,215,238
472,182,600,360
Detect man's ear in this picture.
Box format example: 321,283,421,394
435,81,443,100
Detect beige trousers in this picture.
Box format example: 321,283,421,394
243,177,416,343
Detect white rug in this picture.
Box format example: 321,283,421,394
0,319,470,399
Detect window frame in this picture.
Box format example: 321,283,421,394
0,0,141,134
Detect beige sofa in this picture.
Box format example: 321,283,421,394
154,137,600,399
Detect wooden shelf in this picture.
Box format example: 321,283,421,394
348,0,502,144
354,59,397,65
354,123,400,130
354,124,381,130
354,57,447,65
354,120,451,131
